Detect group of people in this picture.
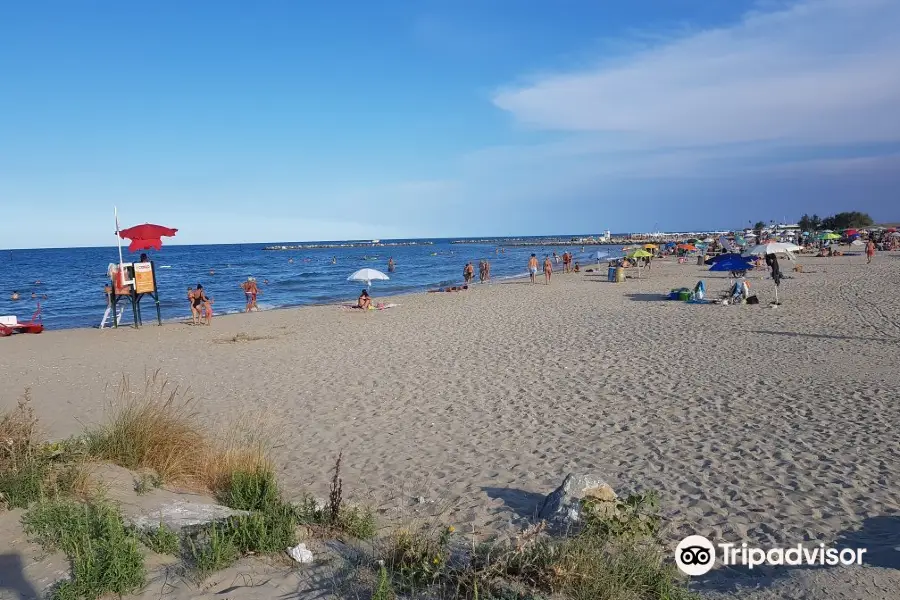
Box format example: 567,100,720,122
462,260,493,284
551,251,577,273
528,252,580,284
240,277,260,312
187,284,213,325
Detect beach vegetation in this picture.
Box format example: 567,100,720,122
23,499,145,600
136,521,181,555
373,493,695,600
189,521,240,579
217,467,280,511
0,395,87,509
85,375,206,484
83,373,273,494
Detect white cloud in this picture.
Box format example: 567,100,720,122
493,0,900,147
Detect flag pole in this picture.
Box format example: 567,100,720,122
115,206,125,278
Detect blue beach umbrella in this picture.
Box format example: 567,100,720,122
709,255,754,272
705,252,743,266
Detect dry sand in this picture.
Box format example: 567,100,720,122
2,252,899,598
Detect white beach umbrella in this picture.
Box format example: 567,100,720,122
347,268,389,287
742,242,799,260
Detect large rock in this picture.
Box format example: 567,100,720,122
538,473,617,532
127,500,249,533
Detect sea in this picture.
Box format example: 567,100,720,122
0,238,623,330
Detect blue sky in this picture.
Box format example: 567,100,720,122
2,0,899,248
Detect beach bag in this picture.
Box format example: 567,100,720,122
747,295,759,305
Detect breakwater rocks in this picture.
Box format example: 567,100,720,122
263,241,434,250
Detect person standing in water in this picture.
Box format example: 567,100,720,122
528,254,538,284
240,277,259,312
388,257,395,272
543,255,553,284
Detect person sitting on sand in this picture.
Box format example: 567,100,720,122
573,262,580,273
543,256,553,284
357,289,372,310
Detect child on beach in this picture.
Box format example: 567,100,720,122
202,297,214,325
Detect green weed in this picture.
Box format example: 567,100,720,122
23,500,145,599
137,522,180,555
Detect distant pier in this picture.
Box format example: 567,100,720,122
263,241,434,251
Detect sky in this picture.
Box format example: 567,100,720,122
1,0,899,248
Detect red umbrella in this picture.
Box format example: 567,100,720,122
118,223,178,252
844,228,858,236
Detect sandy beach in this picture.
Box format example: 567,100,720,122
2,252,899,598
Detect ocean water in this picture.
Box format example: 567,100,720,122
0,239,619,330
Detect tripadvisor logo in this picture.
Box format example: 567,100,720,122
675,535,867,576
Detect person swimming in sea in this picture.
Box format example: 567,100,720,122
10,291,20,301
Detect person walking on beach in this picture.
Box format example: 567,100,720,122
866,239,876,264
463,262,475,284
483,260,491,282
528,254,538,284
562,252,571,273
543,255,553,284
240,277,259,312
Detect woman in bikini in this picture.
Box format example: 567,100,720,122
357,289,372,310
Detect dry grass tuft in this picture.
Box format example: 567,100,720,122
87,373,208,484
202,421,274,493
86,372,275,494
0,391,40,472
1,393,89,508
